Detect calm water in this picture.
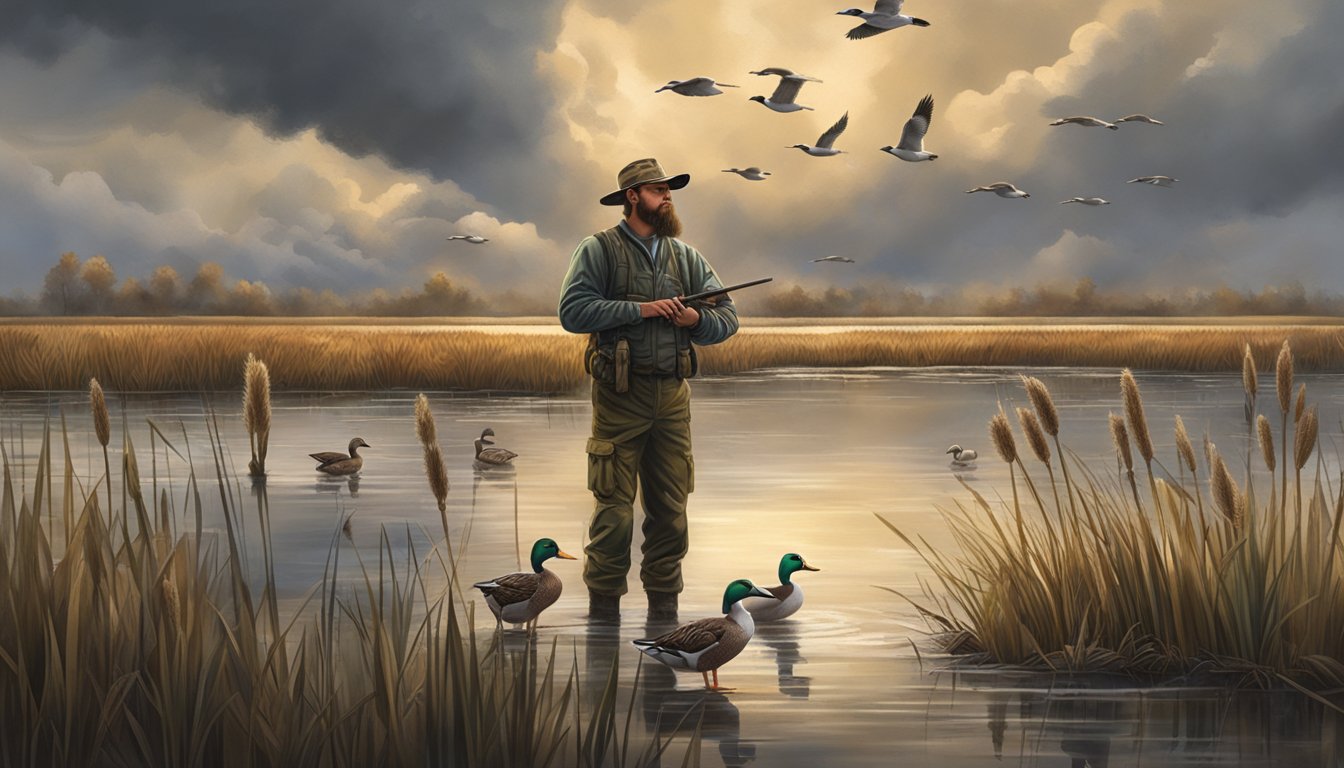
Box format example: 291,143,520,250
4,366,1344,766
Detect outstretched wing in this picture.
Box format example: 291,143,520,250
770,76,805,105
898,94,934,151
678,77,723,96
846,22,889,40
875,0,905,15
816,112,849,149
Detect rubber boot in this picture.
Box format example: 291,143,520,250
647,591,678,623
588,590,621,624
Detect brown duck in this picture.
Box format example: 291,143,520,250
633,579,774,690
472,538,576,634
474,427,518,468
309,437,370,475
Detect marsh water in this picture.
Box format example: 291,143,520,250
5,364,1344,766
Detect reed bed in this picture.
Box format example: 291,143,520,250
0,410,687,765
4,323,1344,393
880,350,1344,698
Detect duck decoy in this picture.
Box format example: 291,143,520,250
310,437,370,475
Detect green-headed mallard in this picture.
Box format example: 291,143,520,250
472,538,576,634
742,553,819,622
633,579,773,690
309,437,370,475
474,427,518,468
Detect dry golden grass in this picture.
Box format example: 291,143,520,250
4,322,1344,393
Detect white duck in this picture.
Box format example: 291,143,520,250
946,444,978,465
748,68,821,113
789,112,849,157
837,0,930,39
966,182,1030,199
656,77,738,96
880,94,937,162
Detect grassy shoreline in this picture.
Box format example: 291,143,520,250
4,321,1344,392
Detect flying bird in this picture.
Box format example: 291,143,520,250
722,167,772,181
1127,175,1179,187
789,112,849,156
748,68,821,113
837,0,930,39
655,77,739,96
1050,116,1119,130
447,235,489,244
1115,114,1164,125
1060,197,1111,206
966,182,1030,199
811,255,855,263
880,94,937,162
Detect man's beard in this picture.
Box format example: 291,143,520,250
636,199,682,238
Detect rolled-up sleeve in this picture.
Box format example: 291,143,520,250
558,236,642,334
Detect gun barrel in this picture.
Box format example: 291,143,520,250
680,277,773,303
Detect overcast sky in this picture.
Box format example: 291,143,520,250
1,0,1340,306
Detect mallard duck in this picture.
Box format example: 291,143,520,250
309,437,370,475
742,553,819,622
633,579,773,690
473,538,576,634
474,427,518,467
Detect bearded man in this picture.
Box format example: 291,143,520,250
558,158,740,624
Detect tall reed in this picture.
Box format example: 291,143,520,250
1276,340,1293,512
89,377,112,518
242,353,271,478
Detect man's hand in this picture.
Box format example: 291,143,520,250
671,304,699,328
639,298,685,320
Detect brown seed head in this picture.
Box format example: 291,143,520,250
1174,415,1197,473
1295,405,1318,471
423,443,449,513
1295,383,1306,424
161,577,182,635
1121,369,1154,464
89,377,111,448
414,393,437,447
1022,376,1060,436
1017,407,1051,464
989,410,1017,464
1210,449,1243,528
242,354,271,438
1276,340,1293,414
1109,413,1133,473
1257,414,1275,473
1242,344,1257,400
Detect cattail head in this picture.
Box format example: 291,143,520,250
1210,448,1244,528
242,354,271,438
1017,407,1051,464
989,410,1017,464
1257,414,1275,473
1109,413,1133,474
1242,344,1258,400
1022,376,1060,437
414,393,437,447
89,377,111,448
1276,340,1293,415
1295,383,1306,424
1175,415,1197,473
424,443,449,513
1121,369,1153,464
1295,404,1318,471
160,577,183,636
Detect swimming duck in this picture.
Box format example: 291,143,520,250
473,538,577,634
742,554,820,622
309,437,370,475
475,427,518,467
946,444,978,465
633,579,774,690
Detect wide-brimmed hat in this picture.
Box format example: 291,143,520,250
599,158,690,206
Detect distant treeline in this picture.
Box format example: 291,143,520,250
3,252,1342,317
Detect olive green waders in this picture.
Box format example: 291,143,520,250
584,374,693,597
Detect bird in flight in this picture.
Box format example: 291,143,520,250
837,0,930,40
812,255,856,263
656,77,739,96
1115,114,1164,126
789,112,849,156
1127,175,1179,187
1060,197,1111,206
748,68,822,113
447,235,489,244
880,94,937,162
966,182,1030,199
1050,116,1119,130
722,167,772,181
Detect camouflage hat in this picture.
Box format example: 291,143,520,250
599,158,691,206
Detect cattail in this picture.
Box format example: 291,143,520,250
1276,341,1293,414
989,411,1016,464
1295,405,1318,471
89,377,110,448
243,354,271,477
161,577,183,635
1017,407,1050,463
1295,383,1306,424
1121,369,1154,465
424,443,449,513
1242,344,1257,400
1109,413,1133,474
1174,416,1197,473
1022,376,1059,436
414,393,437,447
1257,414,1275,473
1209,449,1243,528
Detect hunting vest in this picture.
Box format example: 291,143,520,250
586,225,696,385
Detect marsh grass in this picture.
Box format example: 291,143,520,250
5,323,1344,393
0,416,689,766
880,361,1344,699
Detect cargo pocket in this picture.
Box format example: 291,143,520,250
587,438,616,497
684,452,696,494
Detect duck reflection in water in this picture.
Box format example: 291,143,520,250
755,621,809,698
640,656,756,767
315,474,359,497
